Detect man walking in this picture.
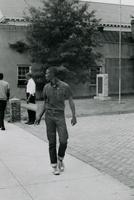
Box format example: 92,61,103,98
0,73,10,130
35,67,77,175
25,72,36,125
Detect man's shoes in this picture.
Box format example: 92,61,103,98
58,159,65,172
52,166,60,175
25,121,34,125
28,122,34,125
25,121,29,124
1,127,5,131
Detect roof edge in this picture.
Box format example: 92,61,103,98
81,1,134,8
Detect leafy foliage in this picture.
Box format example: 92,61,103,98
9,41,29,53
26,0,101,83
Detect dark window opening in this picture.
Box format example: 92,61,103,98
17,64,30,87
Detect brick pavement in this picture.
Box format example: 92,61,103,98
17,113,134,188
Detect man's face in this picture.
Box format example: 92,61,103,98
26,74,30,81
45,69,54,81
26,75,29,81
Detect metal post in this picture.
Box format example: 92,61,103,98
119,0,122,104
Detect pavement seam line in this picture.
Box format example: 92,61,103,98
0,158,35,200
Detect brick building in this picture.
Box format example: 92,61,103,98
0,1,134,98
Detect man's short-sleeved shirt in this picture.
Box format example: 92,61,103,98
0,80,10,100
43,80,72,111
26,78,36,95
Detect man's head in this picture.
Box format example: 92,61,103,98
26,72,32,80
0,73,3,80
45,67,58,82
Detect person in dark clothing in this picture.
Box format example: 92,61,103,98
35,67,77,175
25,72,36,125
0,73,10,130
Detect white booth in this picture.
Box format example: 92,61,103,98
94,74,111,100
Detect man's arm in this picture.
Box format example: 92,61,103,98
35,101,46,125
27,94,31,104
7,88,10,100
39,101,46,118
6,83,10,100
68,96,77,126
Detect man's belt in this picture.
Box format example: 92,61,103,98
46,108,64,113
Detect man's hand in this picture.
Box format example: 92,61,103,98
34,116,41,125
27,98,30,104
68,96,76,126
71,115,77,126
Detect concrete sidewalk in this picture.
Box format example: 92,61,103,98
0,122,133,200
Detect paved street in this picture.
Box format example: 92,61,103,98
18,112,134,188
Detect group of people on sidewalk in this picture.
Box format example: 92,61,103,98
0,67,77,175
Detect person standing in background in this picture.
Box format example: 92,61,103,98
0,73,10,131
25,72,36,125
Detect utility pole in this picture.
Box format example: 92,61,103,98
119,0,122,104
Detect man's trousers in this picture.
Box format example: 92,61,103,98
0,100,7,128
26,93,36,123
45,110,68,164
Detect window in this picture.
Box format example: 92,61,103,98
17,64,30,87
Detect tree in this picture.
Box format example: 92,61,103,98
26,0,101,84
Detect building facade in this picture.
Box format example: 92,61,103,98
0,1,134,98
0,24,31,99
